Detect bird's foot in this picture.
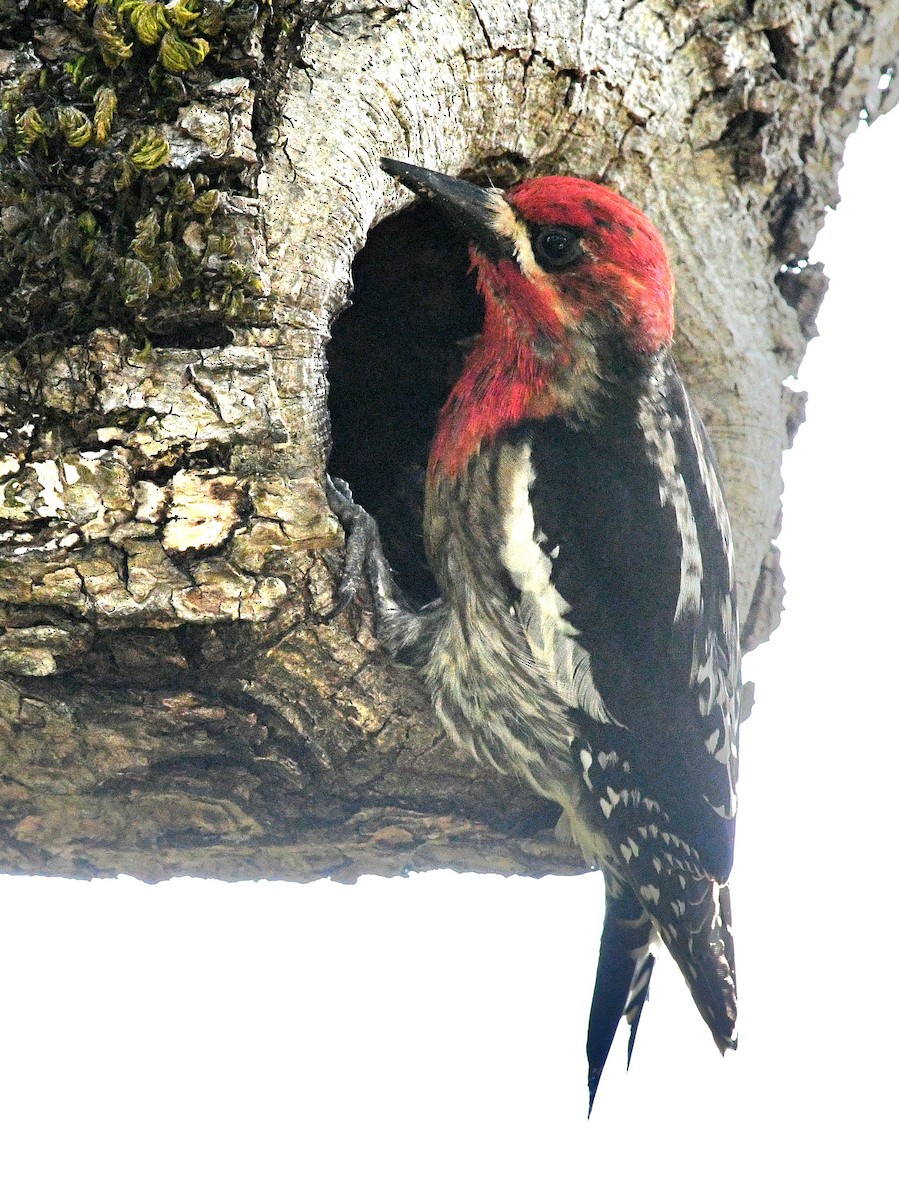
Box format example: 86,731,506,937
325,476,443,666
323,476,404,624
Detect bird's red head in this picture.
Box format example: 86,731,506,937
499,175,674,351
380,161,675,476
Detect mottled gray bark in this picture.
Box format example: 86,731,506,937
1,1,897,881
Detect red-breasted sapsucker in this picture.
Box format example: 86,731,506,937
329,159,740,1113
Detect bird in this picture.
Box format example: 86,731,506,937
327,158,740,1114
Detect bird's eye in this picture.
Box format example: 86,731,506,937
533,226,583,271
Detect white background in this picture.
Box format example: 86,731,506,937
2,105,898,1198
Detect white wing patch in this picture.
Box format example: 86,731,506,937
636,388,703,622
499,442,616,725
579,746,594,790
692,601,739,816
683,395,735,589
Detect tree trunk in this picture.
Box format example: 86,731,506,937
1,0,896,882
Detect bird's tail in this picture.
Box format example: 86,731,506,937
657,875,738,1056
586,881,657,1115
598,798,738,1063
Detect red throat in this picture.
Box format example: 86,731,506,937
427,256,568,479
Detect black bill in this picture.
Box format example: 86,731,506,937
380,158,516,261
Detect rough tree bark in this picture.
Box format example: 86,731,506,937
1,1,896,883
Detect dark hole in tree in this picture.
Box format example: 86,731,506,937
326,202,485,606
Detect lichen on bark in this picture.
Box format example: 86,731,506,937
0,1,338,339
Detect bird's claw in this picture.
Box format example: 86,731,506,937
323,475,400,623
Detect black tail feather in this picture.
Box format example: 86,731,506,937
625,950,655,1068
655,877,738,1055
586,883,654,1115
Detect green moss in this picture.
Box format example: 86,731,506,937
0,1,323,355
